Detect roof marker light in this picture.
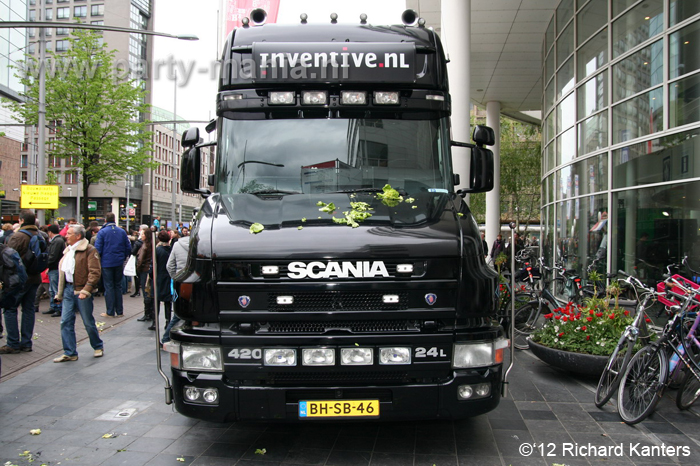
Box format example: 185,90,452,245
374,91,400,105
426,95,445,101
269,91,295,105
302,91,328,105
341,91,367,105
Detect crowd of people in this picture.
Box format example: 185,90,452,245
0,210,190,364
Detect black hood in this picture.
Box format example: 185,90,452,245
194,191,471,261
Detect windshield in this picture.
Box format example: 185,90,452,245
217,118,453,195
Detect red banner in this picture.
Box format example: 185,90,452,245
226,0,280,35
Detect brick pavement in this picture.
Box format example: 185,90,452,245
1,297,699,465
1,283,150,381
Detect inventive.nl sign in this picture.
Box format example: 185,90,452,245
20,185,59,210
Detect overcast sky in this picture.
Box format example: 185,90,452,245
151,0,406,132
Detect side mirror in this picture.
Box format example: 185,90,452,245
468,146,494,193
182,127,200,148
181,147,201,193
473,125,495,146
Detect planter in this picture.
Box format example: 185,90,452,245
528,339,609,377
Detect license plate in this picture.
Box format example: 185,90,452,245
299,400,379,419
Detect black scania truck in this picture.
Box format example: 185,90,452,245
164,9,506,422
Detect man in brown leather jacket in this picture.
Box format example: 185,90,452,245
53,224,104,362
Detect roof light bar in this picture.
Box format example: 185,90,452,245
341,91,367,105
374,91,400,105
302,91,328,105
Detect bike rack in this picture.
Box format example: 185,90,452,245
502,222,517,397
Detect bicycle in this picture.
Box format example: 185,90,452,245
675,257,700,410
616,274,700,424
594,272,655,408
511,257,586,350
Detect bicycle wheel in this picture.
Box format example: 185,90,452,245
676,370,700,410
512,302,542,350
679,314,700,371
617,345,668,425
594,337,635,408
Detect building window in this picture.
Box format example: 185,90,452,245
91,20,104,26
56,27,69,35
91,4,104,16
21,172,28,183
57,7,69,19
28,28,35,38
45,41,53,52
29,10,36,21
45,8,53,20
56,40,68,52
21,155,28,168
74,6,87,18
28,43,36,54
65,172,77,184
49,155,60,168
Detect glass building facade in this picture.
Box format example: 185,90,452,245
542,0,700,284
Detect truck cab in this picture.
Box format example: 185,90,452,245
166,11,504,422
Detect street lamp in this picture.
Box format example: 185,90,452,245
0,17,198,227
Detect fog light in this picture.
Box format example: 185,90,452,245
276,296,294,305
302,90,328,105
374,91,399,105
302,348,335,366
475,383,491,397
383,294,399,304
458,385,473,400
396,264,413,273
379,347,410,365
184,386,200,401
202,389,219,403
341,348,373,365
264,348,296,366
270,91,295,105
341,91,367,105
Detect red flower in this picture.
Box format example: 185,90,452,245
575,313,582,320
596,312,603,318
624,310,630,316
558,332,565,337
544,313,554,319
562,316,568,322
587,317,593,322
646,318,652,323
589,310,594,315
581,326,587,331
609,314,615,319
586,335,590,340
555,315,561,320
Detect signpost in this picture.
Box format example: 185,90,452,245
20,185,59,210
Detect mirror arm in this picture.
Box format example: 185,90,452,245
195,141,217,148
451,140,477,149
195,188,211,198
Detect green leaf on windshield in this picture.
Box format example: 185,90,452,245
250,223,265,234
376,184,403,207
318,202,337,214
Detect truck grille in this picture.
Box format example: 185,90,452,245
267,371,411,385
258,320,420,334
268,291,408,312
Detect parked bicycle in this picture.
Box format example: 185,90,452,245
594,272,655,408
616,274,700,424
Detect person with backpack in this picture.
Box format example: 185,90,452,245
0,210,46,354
0,242,28,341
44,224,66,317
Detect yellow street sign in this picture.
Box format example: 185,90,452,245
20,185,59,210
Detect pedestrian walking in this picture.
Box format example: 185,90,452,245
129,225,147,298
53,224,104,362
44,224,66,317
162,235,191,345
136,228,154,323
0,210,45,354
150,230,173,331
490,234,505,262
94,212,131,318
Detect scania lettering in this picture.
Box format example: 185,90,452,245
163,9,505,422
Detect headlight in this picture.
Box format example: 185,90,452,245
264,348,297,366
452,338,508,368
302,348,335,366
341,348,373,365
181,344,223,372
379,347,411,365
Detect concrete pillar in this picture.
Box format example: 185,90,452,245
486,101,501,251
442,0,470,191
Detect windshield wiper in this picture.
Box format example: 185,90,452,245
247,189,301,195
332,188,408,195
237,161,285,168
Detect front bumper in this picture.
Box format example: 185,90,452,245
170,365,502,422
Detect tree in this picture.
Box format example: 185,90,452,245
7,29,155,220
469,115,541,235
